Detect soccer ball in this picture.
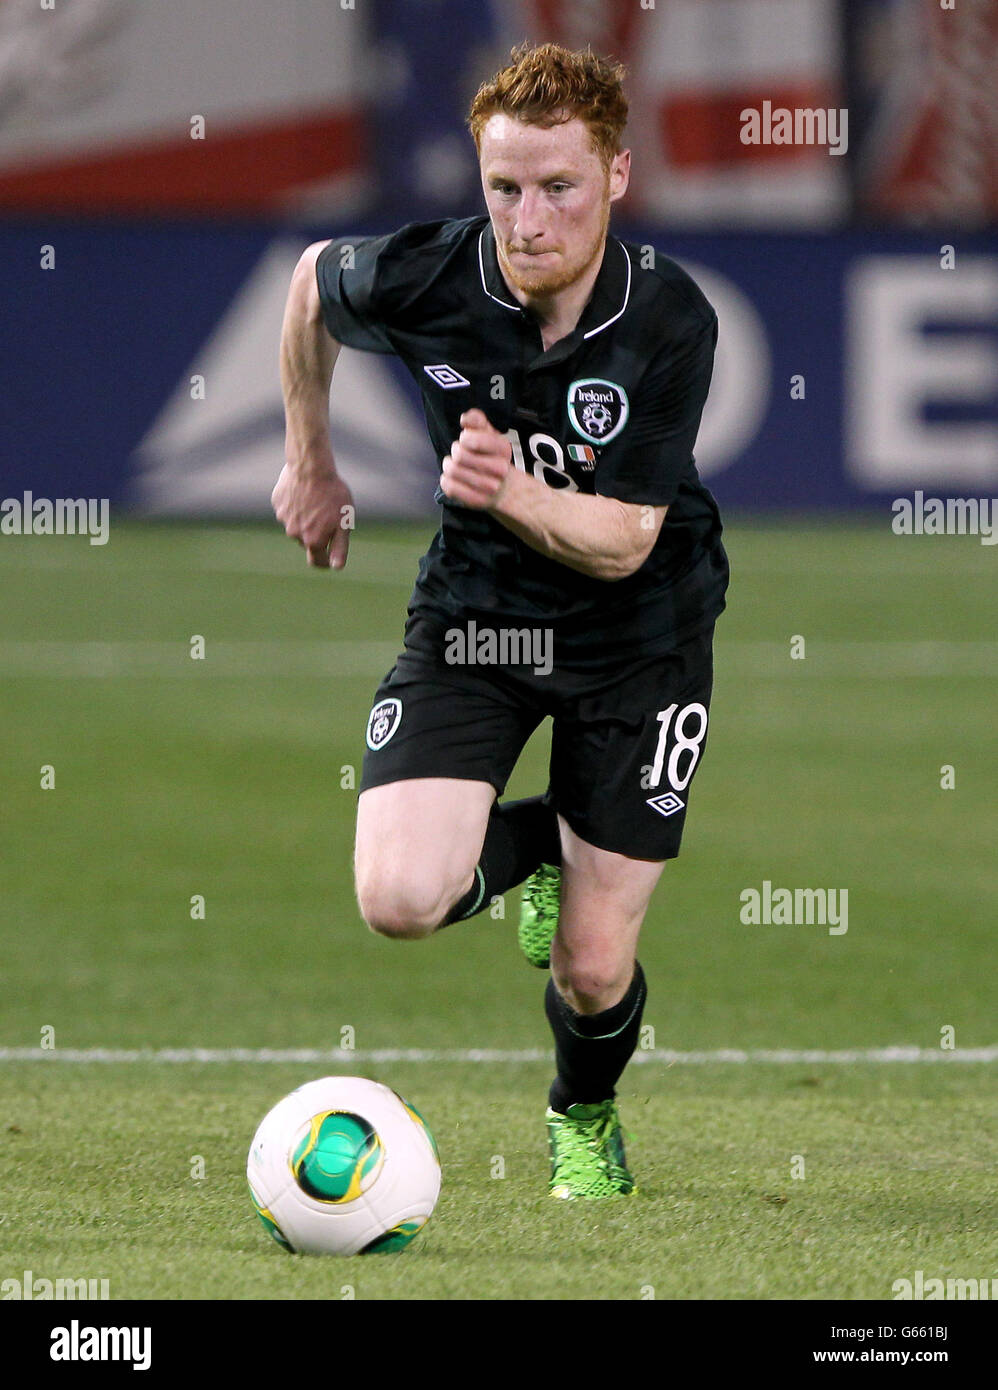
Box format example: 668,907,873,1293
246,1075,441,1255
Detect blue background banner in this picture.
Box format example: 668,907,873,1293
2,223,994,516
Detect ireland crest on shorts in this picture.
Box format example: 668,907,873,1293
366,697,402,750
567,378,629,446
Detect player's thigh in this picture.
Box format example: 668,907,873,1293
552,816,665,1008
355,642,542,925
354,777,496,913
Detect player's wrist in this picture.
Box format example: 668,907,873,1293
487,461,529,518
283,434,339,480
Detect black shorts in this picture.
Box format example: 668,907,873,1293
359,612,715,861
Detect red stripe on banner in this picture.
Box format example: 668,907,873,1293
531,0,640,53
0,107,367,212
660,86,840,168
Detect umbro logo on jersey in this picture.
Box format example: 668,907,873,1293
423,364,470,389
568,378,629,445
646,792,684,818
366,697,402,750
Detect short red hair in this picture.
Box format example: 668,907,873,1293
467,42,628,172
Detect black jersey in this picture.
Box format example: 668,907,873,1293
316,216,728,669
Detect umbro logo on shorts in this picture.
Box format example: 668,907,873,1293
646,792,684,818
366,697,402,750
423,363,470,389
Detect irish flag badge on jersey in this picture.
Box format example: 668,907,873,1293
567,443,597,467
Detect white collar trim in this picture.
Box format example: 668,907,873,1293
478,227,632,337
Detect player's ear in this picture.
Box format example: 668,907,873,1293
608,149,630,204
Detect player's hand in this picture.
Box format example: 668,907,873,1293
271,452,354,569
440,409,513,510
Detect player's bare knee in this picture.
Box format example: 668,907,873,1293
365,912,437,941
355,874,451,939
358,898,438,939
552,955,632,1014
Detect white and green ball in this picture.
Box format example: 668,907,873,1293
247,1076,441,1256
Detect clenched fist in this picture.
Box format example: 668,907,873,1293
440,409,513,510
271,455,354,569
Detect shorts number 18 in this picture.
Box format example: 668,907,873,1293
649,702,708,792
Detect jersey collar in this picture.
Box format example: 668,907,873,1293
477,220,632,345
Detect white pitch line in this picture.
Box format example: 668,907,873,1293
1,639,996,679
719,640,998,678
0,639,401,679
0,1046,995,1064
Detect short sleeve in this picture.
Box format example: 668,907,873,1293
595,312,717,507
315,233,399,355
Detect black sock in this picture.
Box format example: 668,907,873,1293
545,963,647,1112
442,795,561,925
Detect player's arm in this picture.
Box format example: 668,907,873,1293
272,241,355,569
440,410,665,581
442,312,716,579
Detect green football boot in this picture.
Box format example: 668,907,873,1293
518,862,561,968
546,1099,637,1200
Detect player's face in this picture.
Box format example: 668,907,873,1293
480,114,629,300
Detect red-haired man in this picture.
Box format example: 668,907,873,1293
273,43,728,1199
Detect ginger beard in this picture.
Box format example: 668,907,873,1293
495,176,612,300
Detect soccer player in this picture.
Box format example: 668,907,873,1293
272,43,728,1199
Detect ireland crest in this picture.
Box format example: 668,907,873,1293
567,378,629,446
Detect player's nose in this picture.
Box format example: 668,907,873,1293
514,191,548,243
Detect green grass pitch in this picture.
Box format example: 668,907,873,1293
0,518,995,1300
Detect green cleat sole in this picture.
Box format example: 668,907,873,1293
518,863,561,969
